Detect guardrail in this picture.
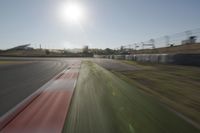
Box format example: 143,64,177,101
94,53,200,66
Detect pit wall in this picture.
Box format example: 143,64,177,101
94,54,200,66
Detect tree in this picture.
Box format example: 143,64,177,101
120,46,124,51
104,48,114,55
45,49,50,55
83,45,89,54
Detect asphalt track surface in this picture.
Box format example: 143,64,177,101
0,57,199,133
1,59,81,133
0,57,78,117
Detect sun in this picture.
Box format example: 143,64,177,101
59,2,84,23
66,3,82,21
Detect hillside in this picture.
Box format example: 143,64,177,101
133,43,200,54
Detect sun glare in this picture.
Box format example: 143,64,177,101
59,2,84,23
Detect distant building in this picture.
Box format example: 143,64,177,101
7,44,34,50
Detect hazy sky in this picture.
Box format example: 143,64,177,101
0,0,200,49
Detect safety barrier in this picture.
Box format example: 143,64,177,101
94,54,200,66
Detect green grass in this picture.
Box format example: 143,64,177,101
0,61,14,64
0,60,33,65
119,60,200,126
63,61,199,133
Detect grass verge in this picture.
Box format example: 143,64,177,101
63,61,199,133
119,60,200,126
